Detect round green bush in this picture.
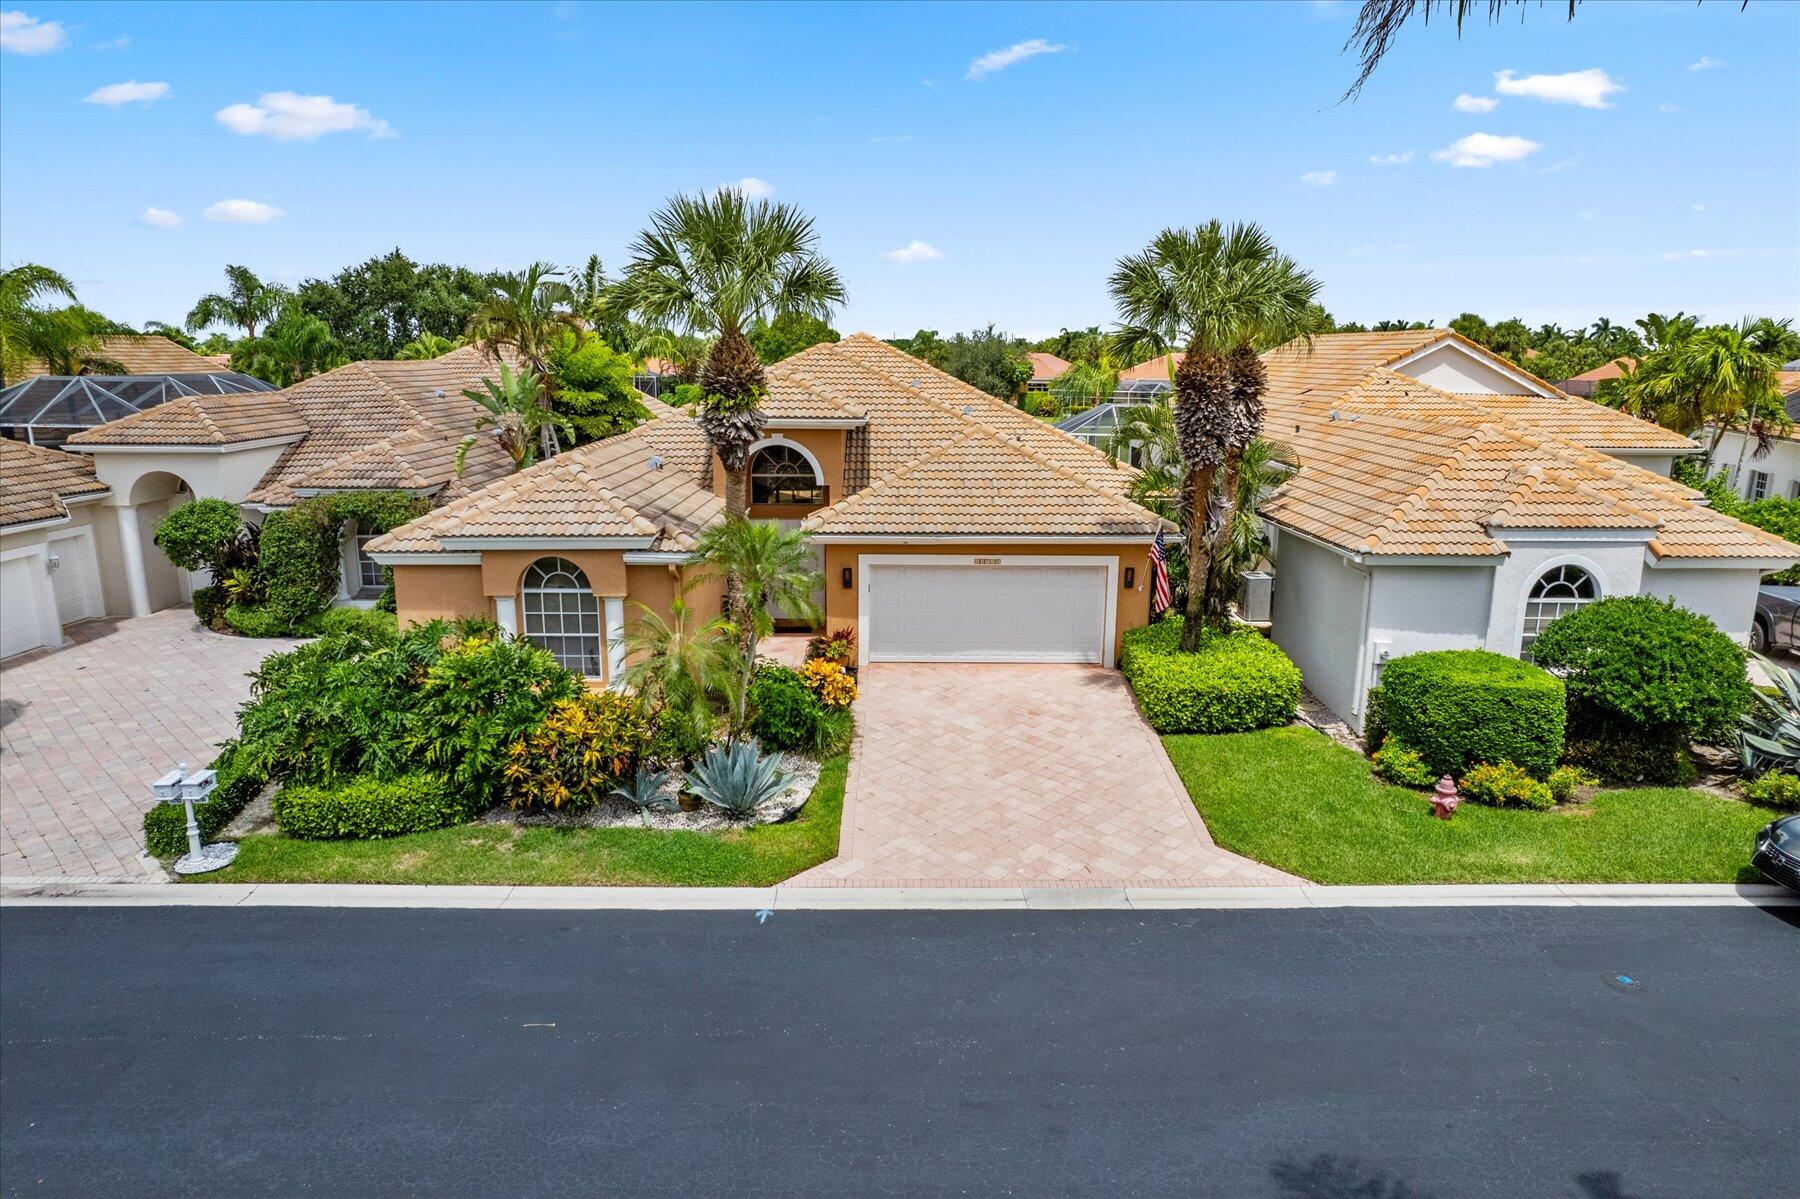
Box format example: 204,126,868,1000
1528,596,1750,745
751,664,825,752
1371,649,1565,778
273,773,468,840
1121,618,1302,734
316,607,398,641
1372,736,1437,788
1743,770,1800,811
153,499,243,573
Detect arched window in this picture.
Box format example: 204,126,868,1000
1522,564,1598,654
750,443,825,506
522,558,603,676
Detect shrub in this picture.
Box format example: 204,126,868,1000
799,657,857,707
814,706,856,758
153,499,243,574
255,491,428,632
316,607,398,641
1459,761,1554,811
1529,596,1750,748
1740,653,1800,774
273,773,468,840
192,584,227,629
805,627,856,668
1372,737,1436,788
548,332,649,443
1370,650,1564,778
1563,725,1698,787
1120,617,1301,734
750,664,825,752
684,741,790,818
1743,770,1800,811
224,603,316,639
502,691,650,810
1546,764,1600,804
142,742,266,857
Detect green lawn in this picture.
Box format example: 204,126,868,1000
1163,725,1770,884
200,754,848,887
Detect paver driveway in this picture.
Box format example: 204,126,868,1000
0,612,292,881
792,663,1296,887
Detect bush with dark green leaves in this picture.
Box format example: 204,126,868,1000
1529,596,1750,783
224,603,319,638
1371,736,1436,787
273,773,468,840
254,491,427,632
143,742,266,857
191,584,227,629
1369,650,1564,778
1743,770,1800,811
750,664,825,753
316,607,398,640
153,499,243,574
1121,618,1301,734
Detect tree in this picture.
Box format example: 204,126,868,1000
693,516,822,722
186,264,288,340
887,325,1031,399
1050,345,1125,413
0,263,77,384
1109,221,1321,650
19,305,128,376
750,311,839,364
394,331,461,360
566,254,636,354
456,364,575,475
141,320,199,350
232,310,348,387
464,262,585,459
546,332,648,443
618,582,743,753
292,250,501,360
1618,319,1787,471
613,188,847,520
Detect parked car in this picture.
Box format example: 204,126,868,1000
1753,813,1800,893
1751,586,1800,654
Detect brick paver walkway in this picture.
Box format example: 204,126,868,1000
1,612,292,881
792,664,1297,887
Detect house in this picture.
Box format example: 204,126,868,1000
57,346,516,619
12,333,222,379
1025,352,1071,393
1115,352,1182,394
1055,404,1150,466
1708,372,1800,501
0,439,129,657
1256,330,1799,731
0,369,274,449
1555,357,1635,398
368,334,1167,680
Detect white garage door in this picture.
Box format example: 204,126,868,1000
2,555,49,659
866,562,1109,663
50,532,101,626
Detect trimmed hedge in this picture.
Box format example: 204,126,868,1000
1121,618,1301,734
143,742,266,857
751,664,825,752
272,773,467,840
1370,650,1564,778
316,607,398,640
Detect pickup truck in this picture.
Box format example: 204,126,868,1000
1752,585,1800,654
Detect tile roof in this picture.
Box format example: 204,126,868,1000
1118,352,1185,383
66,390,309,447
16,335,217,378
1026,352,1071,381
0,437,109,529
1563,357,1636,383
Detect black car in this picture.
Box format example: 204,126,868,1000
1753,813,1800,893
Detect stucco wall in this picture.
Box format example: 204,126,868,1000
820,541,1155,659
1482,534,1650,655
1640,566,1761,644
1393,343,1533,394
1270,533,1370,726
1367,563,1495,674
392,564,491,628
1715,431,1800,501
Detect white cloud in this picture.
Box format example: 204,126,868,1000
966,38,1067,81
1368,150,1414,165
92,34,129,51
883,240,943,263
1453,93,1498,113
1493,67,1623,109
1,10,67,54
1430,132,1541,168
1689,56,1723,71
1661,248,1734,261
204,199,283,224
1657,102,1682,114
726,176,774,199
869,134,913,144
1690,203,1707,213
1299,170,1338,188
215,92,395,141
84,80,170,107
139,207,183,229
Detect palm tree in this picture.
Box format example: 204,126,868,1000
0,263,77,384
693,516,822,662
395,331,461,360
617,583,743,751
185,264,287,340
1109,222,1321,648
237,311,347,387
1050,345,1126,414
613,189,847,520
464,262,584,458
1619,320,1787,472
21,305,128,376
455,364,575,474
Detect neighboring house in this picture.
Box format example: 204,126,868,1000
0,439,129,658
58,346,517,620
1025,352,1071,393
1554,357,1635,398
368,334,1167,681
1056,404,1149,466
0,370,273,449
1709,372,1800,501
1257,330,1798,731
12,333,221,379
631,357,681,398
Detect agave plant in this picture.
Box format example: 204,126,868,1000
683,741,789,819
610,764,678,819
1741,653,1800,773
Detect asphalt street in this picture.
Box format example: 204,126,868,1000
1,904,1795,1198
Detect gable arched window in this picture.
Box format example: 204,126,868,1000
521,557,603,676
750,443,825,506
1522,563,1599,655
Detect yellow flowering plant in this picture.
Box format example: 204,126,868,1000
799,658,857,708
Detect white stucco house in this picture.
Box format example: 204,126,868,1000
1706,371,1800,502
1257,330,1800,731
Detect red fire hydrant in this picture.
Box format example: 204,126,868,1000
1432,775,1459,820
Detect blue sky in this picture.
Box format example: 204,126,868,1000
3,0,1796,339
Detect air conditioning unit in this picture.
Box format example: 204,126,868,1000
1238,571,1273,623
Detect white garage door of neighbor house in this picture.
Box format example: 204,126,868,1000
50,532,101,626
2,556,48,658
866,562,1109,663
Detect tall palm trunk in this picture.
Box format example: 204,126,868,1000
1172,349,1231,652
699,327,768,638
1199,344,1269,627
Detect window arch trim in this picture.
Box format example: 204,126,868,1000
521,556,604,677
1518,559,1603,656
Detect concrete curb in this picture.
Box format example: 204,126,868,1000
2,880,1793,910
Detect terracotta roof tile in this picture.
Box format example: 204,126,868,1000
66,390,309,447
1026,352,1071,381
0,437,109,528
16,335,217,378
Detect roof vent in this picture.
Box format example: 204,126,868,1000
910,378,923,388
647,455,664,471
435,388,445,398
961,405,972,415
1328,410,1340,421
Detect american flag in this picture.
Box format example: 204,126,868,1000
1150,529,1173,618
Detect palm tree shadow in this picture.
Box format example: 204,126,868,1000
1268,1154,1435,1199
1573,1170,1642,1199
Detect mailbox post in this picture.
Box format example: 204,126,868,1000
154,761,238,875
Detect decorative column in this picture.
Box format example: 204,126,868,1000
114,504,152,617
604,596,626,688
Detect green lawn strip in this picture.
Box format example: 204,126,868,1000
1163,725,1769,885
200,754,848,887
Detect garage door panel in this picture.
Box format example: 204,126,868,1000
867,562,1107,663
50,533,100,626
2,556,49,658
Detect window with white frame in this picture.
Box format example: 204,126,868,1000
1788,479,1800,501
354,532,384,596
749,443,825,505
1522,564,1599,655
1748,470,1770,501
521,558,604,676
